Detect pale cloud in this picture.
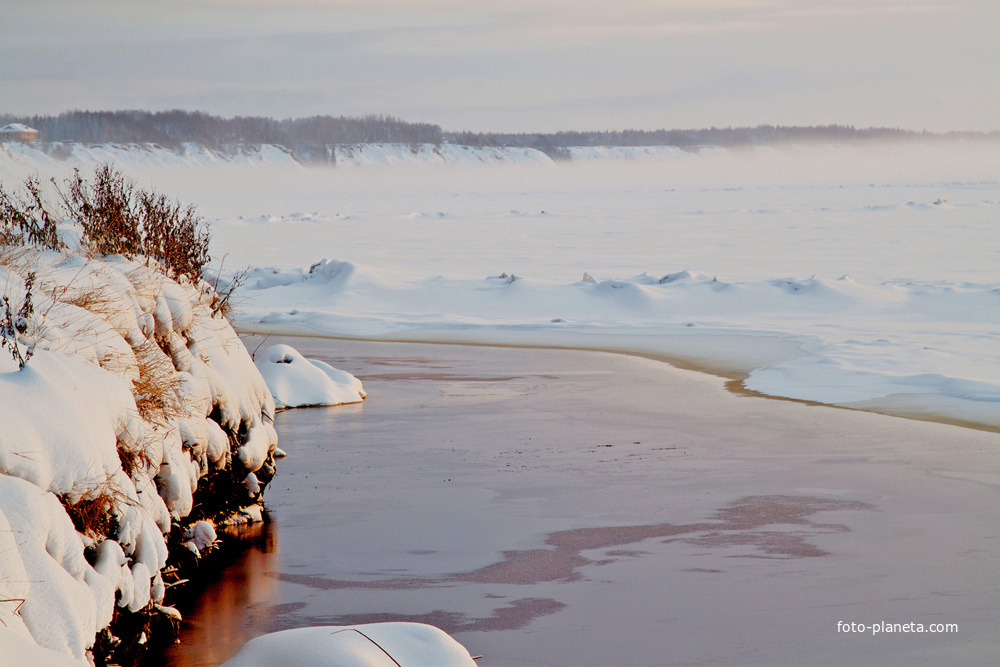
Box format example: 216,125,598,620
1,0,998,132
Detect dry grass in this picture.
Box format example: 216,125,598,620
1,272,35,369
131,338,182,427
56,281,119,313
207,266,247,319
60,474,137,541
117,427,157,481
0,175,61,250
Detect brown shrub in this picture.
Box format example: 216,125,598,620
56,165,211,282
0,176,61,249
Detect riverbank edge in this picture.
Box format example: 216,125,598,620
236,325,1000,436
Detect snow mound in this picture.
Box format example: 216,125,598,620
220,623,477,667
255,344,366,408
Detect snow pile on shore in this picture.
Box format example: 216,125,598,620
221,623,478,667
255,343,366,408
0,249,278,663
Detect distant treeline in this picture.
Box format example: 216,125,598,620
2,111,996,158
0,110,443,150
446,125,999,156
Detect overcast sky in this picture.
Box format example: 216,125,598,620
2,0,998,132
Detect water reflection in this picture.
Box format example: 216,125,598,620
162,519,280,667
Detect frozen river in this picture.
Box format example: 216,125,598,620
165,336,999,667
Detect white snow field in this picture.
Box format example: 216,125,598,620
2,140,998,431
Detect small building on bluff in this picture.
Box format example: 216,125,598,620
0,123,39,142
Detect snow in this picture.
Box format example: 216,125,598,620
7,139,989,426
183,520,218,554
173,140,997,429
0,248,279,663
255,343,366,408
0,141,552,179
334,143,551,168
231,261,999,427
219,623,478,667
1,138,997,661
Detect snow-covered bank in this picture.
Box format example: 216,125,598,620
0,141,552,177
332,143,551,167
0,249,278,663
227,261,1000,429
0,141,301,174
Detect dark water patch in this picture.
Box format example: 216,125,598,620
269,495,871,592
156,520,280,667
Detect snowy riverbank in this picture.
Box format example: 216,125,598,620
0,248,278,663
0,141,553,172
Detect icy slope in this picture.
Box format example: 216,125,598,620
0,249,278,663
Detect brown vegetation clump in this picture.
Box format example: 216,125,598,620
137,191,211,285
60,475,134,540
0,175,61,250
131,338,182,426
117,436,155,482
60,165,142,258
3,165,213,283
58,165,212,283
1,272,35,369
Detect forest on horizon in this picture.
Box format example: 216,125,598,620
2,110,996,160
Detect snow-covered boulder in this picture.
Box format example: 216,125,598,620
220,623,478,667
255,343,366,408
